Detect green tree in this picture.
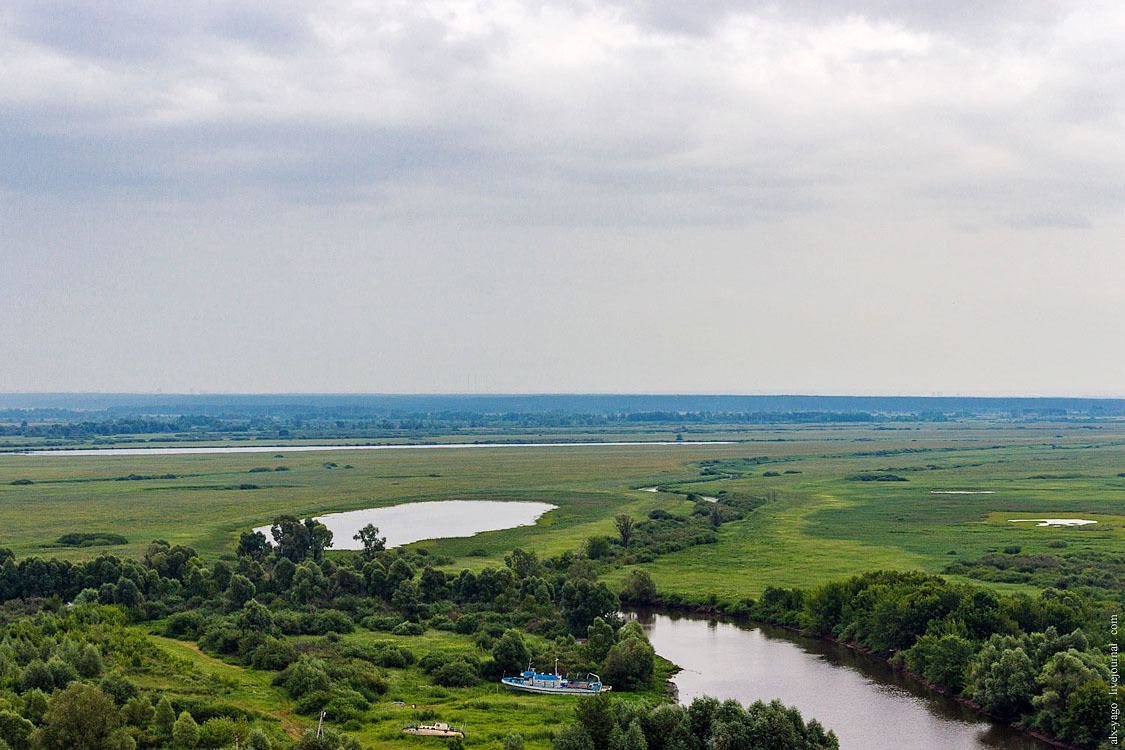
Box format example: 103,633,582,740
30,683,130,750
971,646,1036,720
74,645,103,679
0,712,33,750
585,537,611,560
284,657,331,698
573,694,614,748
113,577,142,607
502,733,525,750
505,548,542,579
21,690,48,725
1060,679,1111,747
121,696,154,728
224,574,256,610
236,530,270,562
18,662,53,694
492,629,532,676
903,634,975,692
586,617,616,662
561,579,619,635
43,659,76,691
551,724,593,750
247,728,273,750
620,569,656,604
153,697,175,740
391,580,423,620
353,524,386,560
1031,649,1109,737
601,638,655,691
614,515,635,548
172,711,200,750
98,672,138,707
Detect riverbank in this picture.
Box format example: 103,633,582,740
627,601,1080,750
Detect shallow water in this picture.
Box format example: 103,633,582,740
632,609,1055,750
14,441,733,457
1009,518,1096,527
253,500,556,549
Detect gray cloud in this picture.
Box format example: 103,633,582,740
1,1,1124,393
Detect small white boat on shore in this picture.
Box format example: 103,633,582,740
403,722,465,738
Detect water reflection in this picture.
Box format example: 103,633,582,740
253,500,556,549
630,609,1054,750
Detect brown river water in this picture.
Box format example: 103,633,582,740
631,609,1058,750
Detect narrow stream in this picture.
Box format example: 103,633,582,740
631,609,1056,750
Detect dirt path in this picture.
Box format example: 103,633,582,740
177,639,247,670
153,636,303,739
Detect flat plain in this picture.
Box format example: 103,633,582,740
4,420,1124,603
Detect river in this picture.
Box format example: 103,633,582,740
11,440,733,456
631,609,1056,750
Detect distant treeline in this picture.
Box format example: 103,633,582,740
2,393,1125,419
3,406,1122,440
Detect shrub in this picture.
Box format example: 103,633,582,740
282,657,331,699
361,615,399,632
165,610,207,639
173,711,200,750
312,610,355,635
392,622,424,636
251,638,297,671
433,660,480,687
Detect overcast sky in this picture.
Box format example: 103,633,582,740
2,1,1123,396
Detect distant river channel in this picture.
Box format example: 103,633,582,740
13,441,733,456
630,609,1057,750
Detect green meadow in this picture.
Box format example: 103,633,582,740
3,420,1124,602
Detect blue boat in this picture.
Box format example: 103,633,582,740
500,661,611,695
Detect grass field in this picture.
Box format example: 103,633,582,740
3,421,1125,602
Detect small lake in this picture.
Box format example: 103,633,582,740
632,609,1055,750
13,441,732,457
253,500,557,550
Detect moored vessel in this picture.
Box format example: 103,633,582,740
500,661,611,695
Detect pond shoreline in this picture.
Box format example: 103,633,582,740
626,601,1078,750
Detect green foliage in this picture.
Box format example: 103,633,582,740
32,683,130,750
18,662,52,695
432,660,480,687
558,696,838,750
561,579,619,635
902,634,975,692
585,537,611,560
353,524,385,561
970,646,1036,720
21,690,48,725
619,569,656,604
586,617,616,662
172,711,200,750
98,672,138,707
280,656,331,700
614,515,635,548
601,636,655,692
491,630,531,676
74,644,103,679
153,697,175,739
0,712,33,750
53,533,129,548
269,516,333,563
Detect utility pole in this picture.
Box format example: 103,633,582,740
317,711,326,738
